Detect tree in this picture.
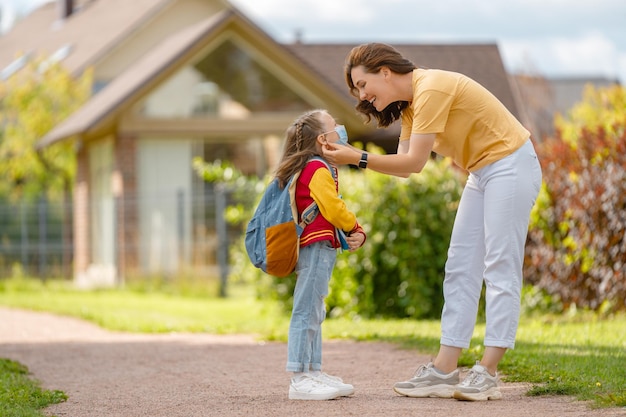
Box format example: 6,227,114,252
0,57,92,276
0,58,92,200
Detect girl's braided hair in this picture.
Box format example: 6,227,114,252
274,109,326,188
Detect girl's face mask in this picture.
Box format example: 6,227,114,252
333,125,349,146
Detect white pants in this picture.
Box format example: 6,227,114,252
440,139,542,349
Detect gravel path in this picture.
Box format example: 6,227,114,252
1,307,624,417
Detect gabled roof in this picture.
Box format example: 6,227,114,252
21,2,523,150
38,11,230,148
286,43,521,119
0,0,178,75
37,7,363,148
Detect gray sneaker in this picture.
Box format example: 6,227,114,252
453,362,503,401
393,362,459,398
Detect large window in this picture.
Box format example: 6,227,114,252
138,38,310,118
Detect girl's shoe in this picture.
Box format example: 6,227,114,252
312,372,355,396
289,374,341,400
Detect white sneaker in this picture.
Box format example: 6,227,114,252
312,372,355,396
289,374,341,400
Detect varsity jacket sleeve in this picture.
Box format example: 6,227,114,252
308,167,359,233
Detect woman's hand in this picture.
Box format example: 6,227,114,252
322,142,360,166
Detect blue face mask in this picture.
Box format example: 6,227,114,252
335,125,349,146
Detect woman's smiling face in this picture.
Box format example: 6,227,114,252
350,65,390,111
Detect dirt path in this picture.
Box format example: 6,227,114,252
1,307,624,417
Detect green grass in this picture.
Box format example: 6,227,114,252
0,358,67,417
1,277,625,412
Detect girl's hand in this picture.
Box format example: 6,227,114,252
347,232,366,252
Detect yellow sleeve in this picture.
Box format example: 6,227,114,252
308,168,357,232
400,108,413,141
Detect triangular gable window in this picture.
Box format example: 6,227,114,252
137,38,311,118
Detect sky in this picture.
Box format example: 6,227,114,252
1,0,625,83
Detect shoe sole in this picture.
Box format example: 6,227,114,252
453,388,503,401
336,387,355,396
289,390,341,401
393,385,455,398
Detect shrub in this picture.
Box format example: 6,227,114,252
338,155,464,319
525,85,626,311
236,150,465,319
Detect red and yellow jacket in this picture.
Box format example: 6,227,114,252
295,159,365,249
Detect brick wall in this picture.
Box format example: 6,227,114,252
114,133,139,279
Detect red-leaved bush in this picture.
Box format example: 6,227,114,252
524,125,626,311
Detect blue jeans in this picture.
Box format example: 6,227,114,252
286,241,336,372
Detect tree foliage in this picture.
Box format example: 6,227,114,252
0,58,92,201
555,83,626,145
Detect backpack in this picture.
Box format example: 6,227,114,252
244,157,333,277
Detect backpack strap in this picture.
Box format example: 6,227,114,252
296,156,336,229
310,156,336,181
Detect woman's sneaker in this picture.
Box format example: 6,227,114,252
393,362,459,398
312,372,355,396
289,374,341,400
453,362,503,401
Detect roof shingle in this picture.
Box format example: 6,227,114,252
286,43,520,118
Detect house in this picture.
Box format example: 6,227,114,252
510,74,621,141
1,0,521,287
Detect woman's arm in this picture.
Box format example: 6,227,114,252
323,133,436,178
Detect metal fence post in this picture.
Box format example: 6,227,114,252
215,184,229,297
38,195,47,280
20,199,29,275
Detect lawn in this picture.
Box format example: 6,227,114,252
0,358,67,417
0,277,624,415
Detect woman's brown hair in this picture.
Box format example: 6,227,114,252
345,43,416,128
274,109,327,188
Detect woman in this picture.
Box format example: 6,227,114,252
322,43,542,401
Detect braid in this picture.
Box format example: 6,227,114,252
295,122,304,152
275,109,327,187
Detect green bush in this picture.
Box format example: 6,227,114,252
230,150,465,319
338,155,464,319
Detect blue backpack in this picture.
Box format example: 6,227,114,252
245,157,341,277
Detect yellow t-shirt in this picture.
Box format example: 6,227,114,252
400,69,529,171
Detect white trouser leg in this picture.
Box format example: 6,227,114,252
441,140,542,349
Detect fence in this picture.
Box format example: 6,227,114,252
0,188,241,283
0,197,71,278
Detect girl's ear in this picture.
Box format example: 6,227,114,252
317,134,327,145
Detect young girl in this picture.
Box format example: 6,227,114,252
323,43,542,401
275,109,366,400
